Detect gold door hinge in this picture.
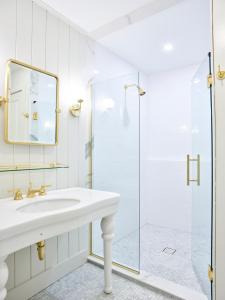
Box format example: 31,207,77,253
217,65,225,80
208,265,214,282
207,74,213,88
0,96,7,106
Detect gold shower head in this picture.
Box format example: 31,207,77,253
124,84,146,96
138,87,146,96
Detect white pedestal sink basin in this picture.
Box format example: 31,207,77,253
17,198,80,213
0,187,120,300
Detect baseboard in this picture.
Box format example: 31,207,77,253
7,250,88,300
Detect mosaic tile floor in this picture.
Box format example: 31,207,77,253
30,263,178,300
111,223,205,294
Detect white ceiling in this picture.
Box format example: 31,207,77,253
41,0,151,32
41,0,210,74
98,0,211,73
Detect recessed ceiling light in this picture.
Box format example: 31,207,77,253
93,69,100,75
163,43,174,52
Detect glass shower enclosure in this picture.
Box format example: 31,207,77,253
90,58,214,299
91,72,141,272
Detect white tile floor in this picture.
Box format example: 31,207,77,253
30,224,209,300
112,224,205,295
30,263,179,300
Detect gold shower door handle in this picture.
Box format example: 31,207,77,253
186,154,200,186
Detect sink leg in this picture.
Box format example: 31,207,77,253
0,256,8,300
101,215,115,294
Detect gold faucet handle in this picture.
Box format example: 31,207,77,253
8,188,23,200
39,184,51,196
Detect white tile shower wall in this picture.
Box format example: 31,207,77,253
0,0,144,297
141,65,198,232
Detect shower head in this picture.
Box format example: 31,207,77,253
124,84,146,96
138,87,146,96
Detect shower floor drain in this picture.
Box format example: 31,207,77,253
162,247,176,255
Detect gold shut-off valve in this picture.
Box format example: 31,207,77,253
37,240,45,260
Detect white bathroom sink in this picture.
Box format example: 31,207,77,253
16,198,80,213
0,188,120,242
0,187,120,298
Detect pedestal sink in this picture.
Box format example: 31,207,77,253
0,187,120,300
17,198,80,213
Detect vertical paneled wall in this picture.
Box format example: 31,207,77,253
0,0,94,298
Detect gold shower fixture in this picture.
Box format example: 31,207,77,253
69,99,84,117
124,84,146,96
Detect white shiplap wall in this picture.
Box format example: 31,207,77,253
0,0,94,298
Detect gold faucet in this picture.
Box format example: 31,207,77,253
10,189,23,200
27,183,51,198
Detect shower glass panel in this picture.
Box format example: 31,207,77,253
91,72,140,272
191,54,213,299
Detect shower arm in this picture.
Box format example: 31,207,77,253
124,84,138,89
124,84,146,96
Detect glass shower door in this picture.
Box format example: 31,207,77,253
91,72,140,272
190,54,213,299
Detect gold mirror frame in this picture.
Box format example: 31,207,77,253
3,59,59,146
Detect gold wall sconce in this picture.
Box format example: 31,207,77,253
69,99,84,117
217,65,225,80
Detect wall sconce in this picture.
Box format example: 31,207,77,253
69,99,84,117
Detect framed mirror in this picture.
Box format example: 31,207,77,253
4,59,59,145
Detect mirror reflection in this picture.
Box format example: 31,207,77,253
6,60,58,145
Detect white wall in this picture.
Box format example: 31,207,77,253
93,43,139,82
0,0,94,299
141,65,198,232
213,0,225,298
0,1,145,298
